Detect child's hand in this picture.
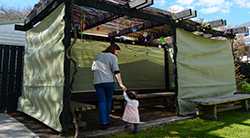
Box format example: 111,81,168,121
120,84,127,92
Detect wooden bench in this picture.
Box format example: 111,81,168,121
69,101,96,128
189,94,250,121
112,92,175,110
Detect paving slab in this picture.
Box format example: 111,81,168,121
0,113,39,138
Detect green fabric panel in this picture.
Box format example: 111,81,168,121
176,28,236,115
70,39,171,92
17,4,65,132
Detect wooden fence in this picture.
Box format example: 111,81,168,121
239,62,250,82
0,45,24,112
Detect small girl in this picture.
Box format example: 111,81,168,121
122,91,140,134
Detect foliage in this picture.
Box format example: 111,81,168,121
233,34,248,62
242,82,250,94
237,81,250,94
234,60,249,93
106,111,250,138
233,34,249,93
0,4,32,21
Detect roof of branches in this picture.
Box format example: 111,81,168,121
22,0,238,43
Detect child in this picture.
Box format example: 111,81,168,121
122,91,140,134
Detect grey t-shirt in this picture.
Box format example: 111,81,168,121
91,52,120,85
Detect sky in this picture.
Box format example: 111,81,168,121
152,0,250,26
1,0,250,26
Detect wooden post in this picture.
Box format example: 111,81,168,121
204,105,217,121
172,26,180,115
110,37,115,45
242,99,249,111
164,44,170,90
61,2,71,133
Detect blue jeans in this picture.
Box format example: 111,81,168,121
94,82,115,124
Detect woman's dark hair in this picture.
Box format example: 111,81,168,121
127,91,137,100
103,44,121,54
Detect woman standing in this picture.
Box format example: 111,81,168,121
91,44,127,129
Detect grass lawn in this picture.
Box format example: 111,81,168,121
107,110,250,138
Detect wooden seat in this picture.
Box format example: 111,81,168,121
112,92,175,110
70,100,96,111
189,94,250,121
69,101,96,128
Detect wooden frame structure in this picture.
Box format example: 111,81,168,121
15,0,248,132
189,94,250,121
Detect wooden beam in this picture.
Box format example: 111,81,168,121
21,0,62,30
176,21,234,38
23,0,235,38
62,0,173,25
206,19,227,28
232,26,249,34
89,5,231,39
73,32,159,46
108,21,163,37
128,0,147,9
171,9,196,20
85,12,122,30
14,24,26,31
107,10,195,39
137,29,173,41
181,10,197,20
64,0,234,38
135,0,153,10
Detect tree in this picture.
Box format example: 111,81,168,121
233,34,250,94
0,4,32,21
233,33,248,62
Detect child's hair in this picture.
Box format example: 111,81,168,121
126,91,137,100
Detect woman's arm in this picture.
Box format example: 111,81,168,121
115,73,127,92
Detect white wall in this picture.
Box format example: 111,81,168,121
0,22,26,46
245,27,250,45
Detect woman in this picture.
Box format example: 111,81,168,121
91,44,127,129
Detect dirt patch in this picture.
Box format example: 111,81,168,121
10,106,176,137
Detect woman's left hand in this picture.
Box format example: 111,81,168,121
120,84,127,92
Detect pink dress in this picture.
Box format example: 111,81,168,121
122,92,140,124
